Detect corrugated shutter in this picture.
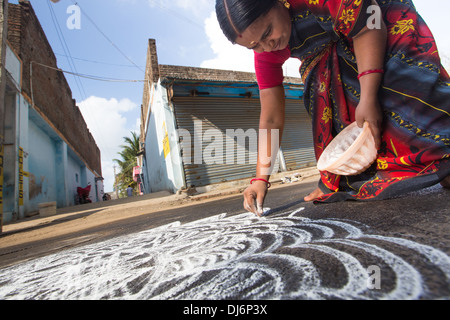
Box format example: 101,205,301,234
282,100,316,170
173,96,315,187
173,97,259,187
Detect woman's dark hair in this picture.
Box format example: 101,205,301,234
216,0,278,44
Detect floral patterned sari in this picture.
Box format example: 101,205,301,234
259,0,450,202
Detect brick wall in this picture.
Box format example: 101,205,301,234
159,64,258,83
7,1,101,176
159,64,302,85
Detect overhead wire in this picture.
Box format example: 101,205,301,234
70,0,145,73
63,1,147,164
147,0,204,31
45,0,211,174
46,0,114,162
47,0,84,98
31,61,145,82
54,52,145,68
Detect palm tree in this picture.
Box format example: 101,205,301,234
113,131,140,197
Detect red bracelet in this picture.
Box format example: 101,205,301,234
250,178,271,188
357,69,384,80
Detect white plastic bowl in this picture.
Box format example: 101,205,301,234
317,122,377,176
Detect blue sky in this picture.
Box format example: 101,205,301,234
10,0,450,192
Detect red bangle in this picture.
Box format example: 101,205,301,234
357,69,384,80
250,178,271,188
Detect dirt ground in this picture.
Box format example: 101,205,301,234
0,175,319,250
1,168,322,250
0,194,213,248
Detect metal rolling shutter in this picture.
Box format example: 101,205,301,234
173,97,259,187
173,97,315,187
282,100,316,171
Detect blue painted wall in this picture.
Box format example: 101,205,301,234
27,118,57,212
2,98,103,223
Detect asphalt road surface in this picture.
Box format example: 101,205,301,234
0,180,448,300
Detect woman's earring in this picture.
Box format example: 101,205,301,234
278,0,291,9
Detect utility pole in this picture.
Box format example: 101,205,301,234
0,0,9,234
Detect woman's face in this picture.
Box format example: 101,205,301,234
235,2,291,53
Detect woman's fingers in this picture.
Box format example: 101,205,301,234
256,190,266,216
243,184,268,217
366,120,382,150
243,190,257,215
243,199,256,214
355,99,383,150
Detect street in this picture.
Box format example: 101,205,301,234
0,179,449,300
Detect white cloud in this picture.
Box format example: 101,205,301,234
200,12,301,78
78,96,139,192
172,0,211,16
200,12,254,72
147,0,213,20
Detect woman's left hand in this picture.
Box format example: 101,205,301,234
355,96,383,150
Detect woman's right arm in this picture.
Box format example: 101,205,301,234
243,85,285,216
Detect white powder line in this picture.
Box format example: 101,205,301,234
0,206,448,300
